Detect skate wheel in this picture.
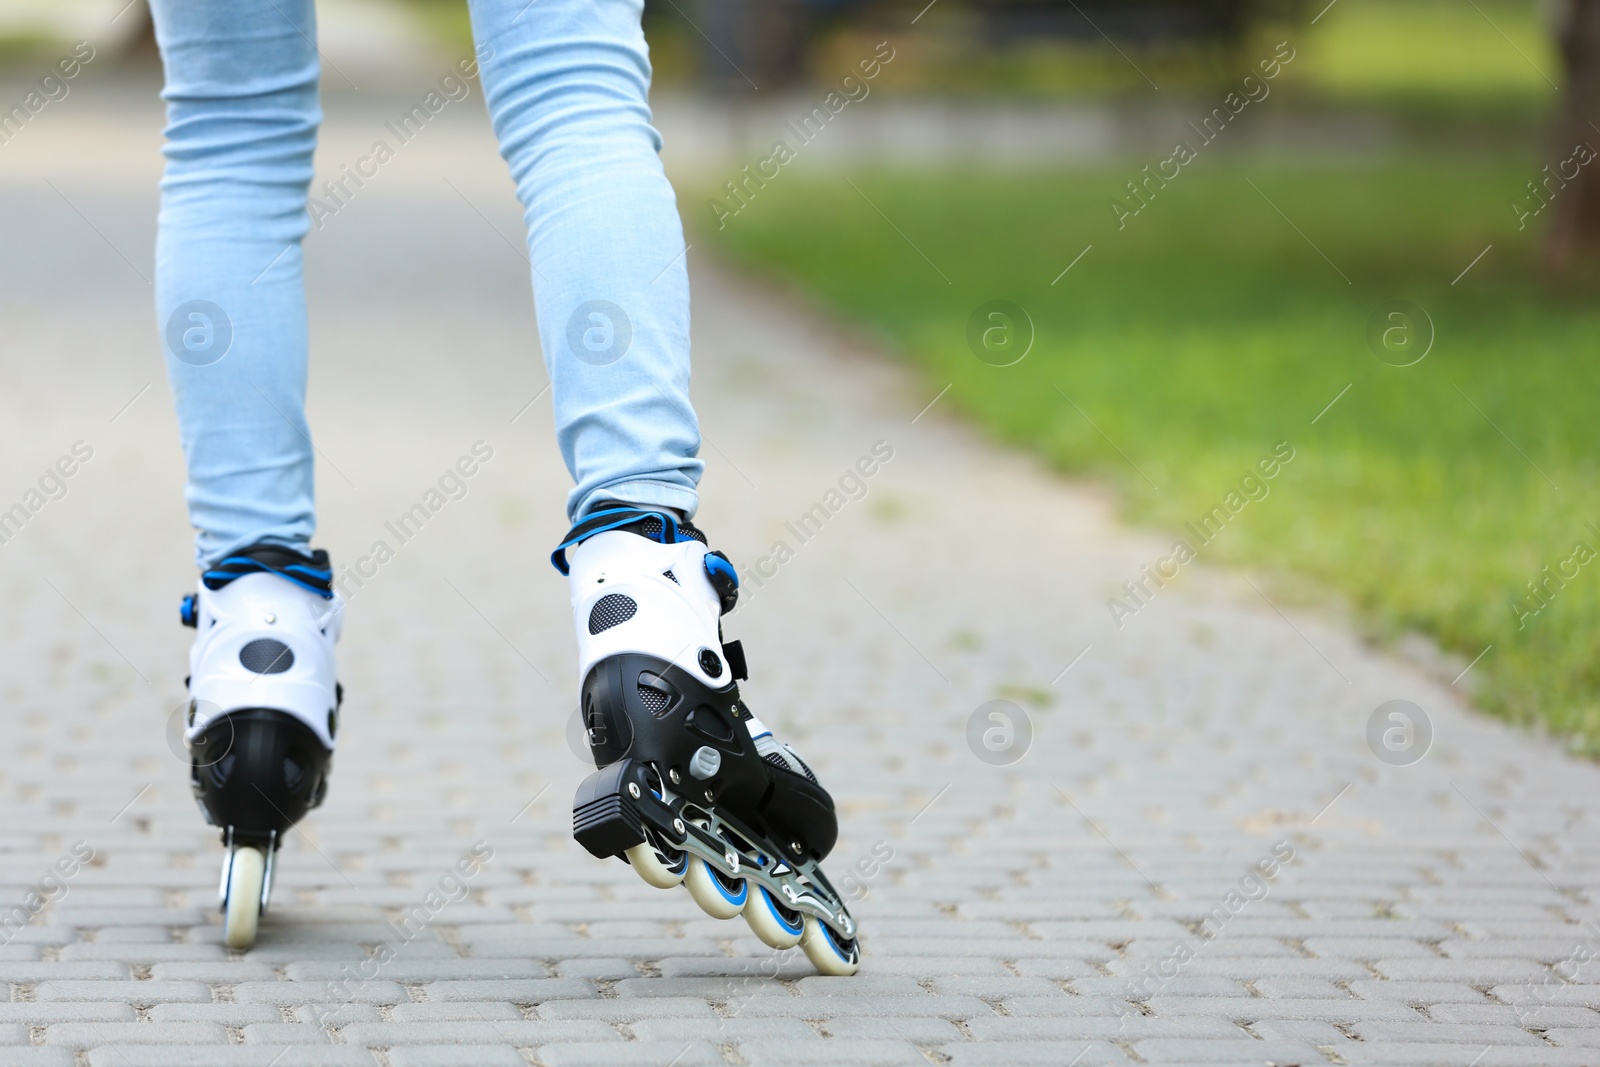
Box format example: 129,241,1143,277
743,885,804,949
800,915,860,976
624,841,686,889
223,846,266,950
684,858,748,919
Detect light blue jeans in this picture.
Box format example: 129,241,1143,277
151,0,701,567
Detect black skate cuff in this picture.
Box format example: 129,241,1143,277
550,501,707,575
202,542,335,599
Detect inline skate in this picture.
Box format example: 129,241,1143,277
180,543,342,948
557,503,860,975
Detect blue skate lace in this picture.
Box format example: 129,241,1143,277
202,545,334,599
550,502,697,575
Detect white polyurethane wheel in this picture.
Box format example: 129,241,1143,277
799,915,860,976
683,857,747,919
223,846,266,950
743,885,804,949
624,842,686,889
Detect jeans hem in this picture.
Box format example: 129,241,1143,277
576,481,699,523
197,534,314,572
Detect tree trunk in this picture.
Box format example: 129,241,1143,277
1544,0,1600,275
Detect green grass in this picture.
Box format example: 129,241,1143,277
1292,0,1556,102
389,0,476,51
695,157,1600,752
796,0,1555,109
0,33,56,67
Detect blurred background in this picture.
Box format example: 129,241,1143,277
3,0,1599,754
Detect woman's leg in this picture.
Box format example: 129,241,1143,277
151,0,338,952
466,0,702,522
150,0,321,566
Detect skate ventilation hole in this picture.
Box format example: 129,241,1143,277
662,569,678,584
637,683,670,715
588,593,637,635
239,638,294,674
283,755,304,791
686,706,735,743
210,753,236,787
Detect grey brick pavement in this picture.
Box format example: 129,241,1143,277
0,68,1598,1065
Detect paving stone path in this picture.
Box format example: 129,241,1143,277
1,72,1598,1067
